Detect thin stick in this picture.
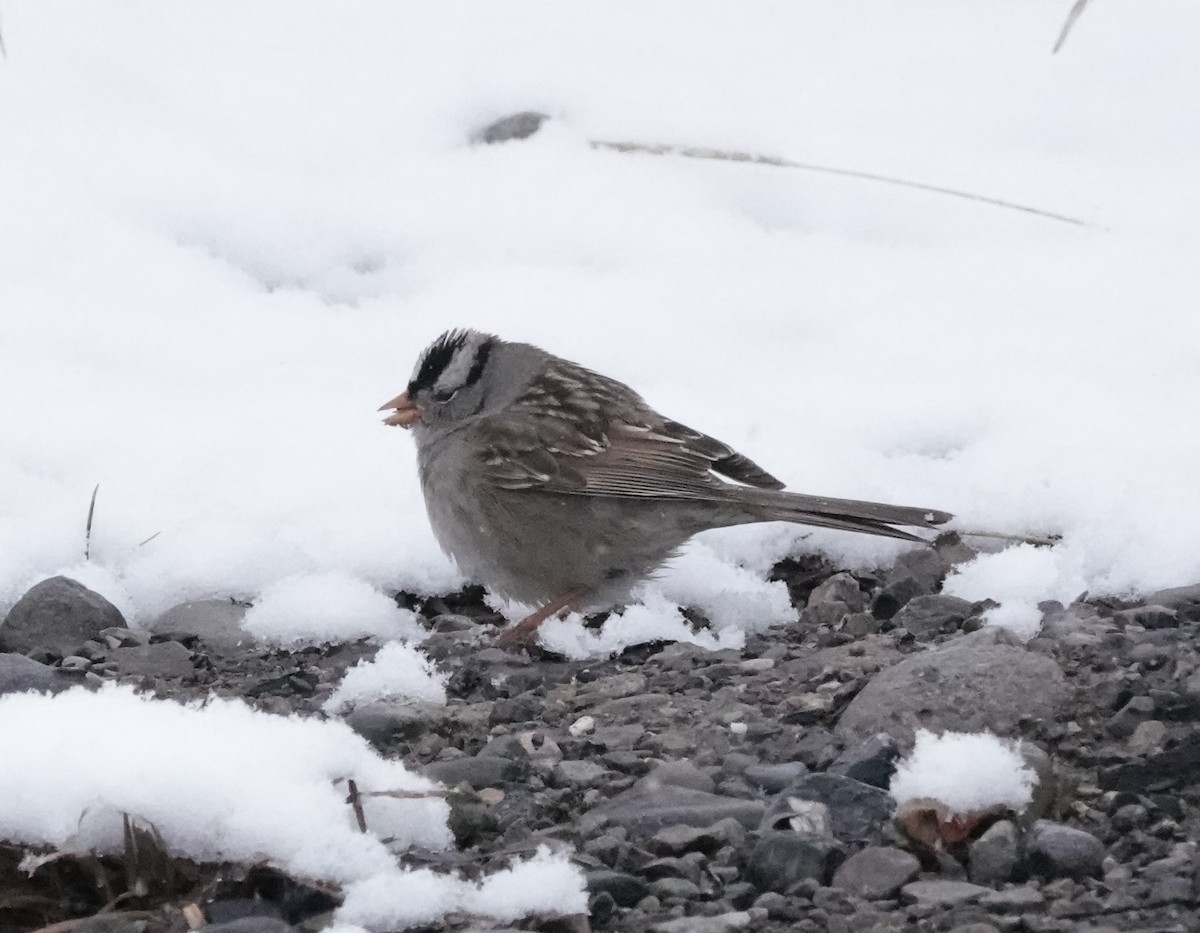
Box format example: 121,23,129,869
85,484,99,560
591,140,1098,229
346,779,368,832
956,529,1060,548
1053,0,1093,54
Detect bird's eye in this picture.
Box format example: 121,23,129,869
433,387,459,403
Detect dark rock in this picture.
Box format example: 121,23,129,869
969,819,1020,885
343,701,435,745
807,573,867,612
1025,820,1105,879
205,899,285,924
831,845,919,899
892,594,974,639
836,630,1069,748
1,576,125,656
587,783,765,837
828,733,900,788
587,869,648,907
473,111,549,145
763,773,893,844
743,761,807,793
0,652,81,695
650,818,745,856
109,641,194,679
900,879,990,906
1142,583,1200,618
149,599,253,650
1107,695,1155,739
747,830,844,893
588,890,616,924
1099,729,1200,792
423,754,522,788
203,920,294,933
1112,605,1178,629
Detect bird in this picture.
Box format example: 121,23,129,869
380,329,952,648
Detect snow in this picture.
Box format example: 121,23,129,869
242,572,423,646
0,685,585,928
890,730,1036,815
322,640,447,713
2,3,1198,923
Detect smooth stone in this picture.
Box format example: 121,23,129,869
472,110,549,145
651,911,753,933
0,652,79,695
109,641,195,679
969,819,1020,885
650,818,745,856
553,758,610,787
586,869,647,907
1024,820,1105,879
743,761,808,793
423,755,522,788
892,594,974,639
836,631,1069,748
807,572,867,612
587,783,765,837
900,879,990,906
831,845,919,899
639,759,717,794
1,576,125,656
747,830,844,893
648,876,701,899
149,599,253,650
343,701,436,744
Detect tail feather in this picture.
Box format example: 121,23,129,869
737,489,952,542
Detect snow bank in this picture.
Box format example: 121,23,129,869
242,573,423,646
0,685,584,929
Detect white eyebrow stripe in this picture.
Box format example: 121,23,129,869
433,332,487,393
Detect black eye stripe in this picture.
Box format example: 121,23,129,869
464,338,492,388
408,329,468,394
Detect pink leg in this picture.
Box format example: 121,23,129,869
495,590,582,651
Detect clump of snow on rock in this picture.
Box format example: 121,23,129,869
944,544,1090,640
323,641,447,714
242,572,423,646
890,729,1036,814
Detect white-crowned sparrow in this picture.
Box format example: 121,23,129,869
380,329,951,647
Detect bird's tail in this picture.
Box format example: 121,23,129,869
734,488,952,543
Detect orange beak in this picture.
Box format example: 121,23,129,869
378,391,423,428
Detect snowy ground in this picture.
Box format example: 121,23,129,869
1,2,1198,926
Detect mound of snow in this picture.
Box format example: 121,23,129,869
323,640,447,713
890,729,1035,814
242,572,423,645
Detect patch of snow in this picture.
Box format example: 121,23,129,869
890,730,1036,814
323,641,447,714
242,572,423,646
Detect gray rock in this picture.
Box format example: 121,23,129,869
587,783,765,837
743,761,808,793
639,759,716,794
969,819,1020,885
831,845,919,899
203,920,294,933
1025,820,1105,879
148,599,252,650
892,594,974,639
648,876,701,899
807,573,867,612
344,701,436,744
553,758,610,787
900,879,990,906
1127,719,1167,754
0,652,80,695
979,884,1045,911
1,576,125,656
650,818,745,856
836,632,1068,748
1142,583,1200,617
1107,695,1155,739
587,870,647,907
747,830,843,893
473,111,549,145
762,773,893,844
828,733,900,788
1112,604,1178,629
109,641,194,679
651,911,754,933
1018,743,1056,822
424,755,521,788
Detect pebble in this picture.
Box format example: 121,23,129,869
900,879,990,907
968,819,1020,885
747,830,844,893
569,714,596,736
831,845,919,899
651,910,754,933
1025,820,1106,879
109,641,195,679
588,782,766,837
762,773,893,844
743,761,807,793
